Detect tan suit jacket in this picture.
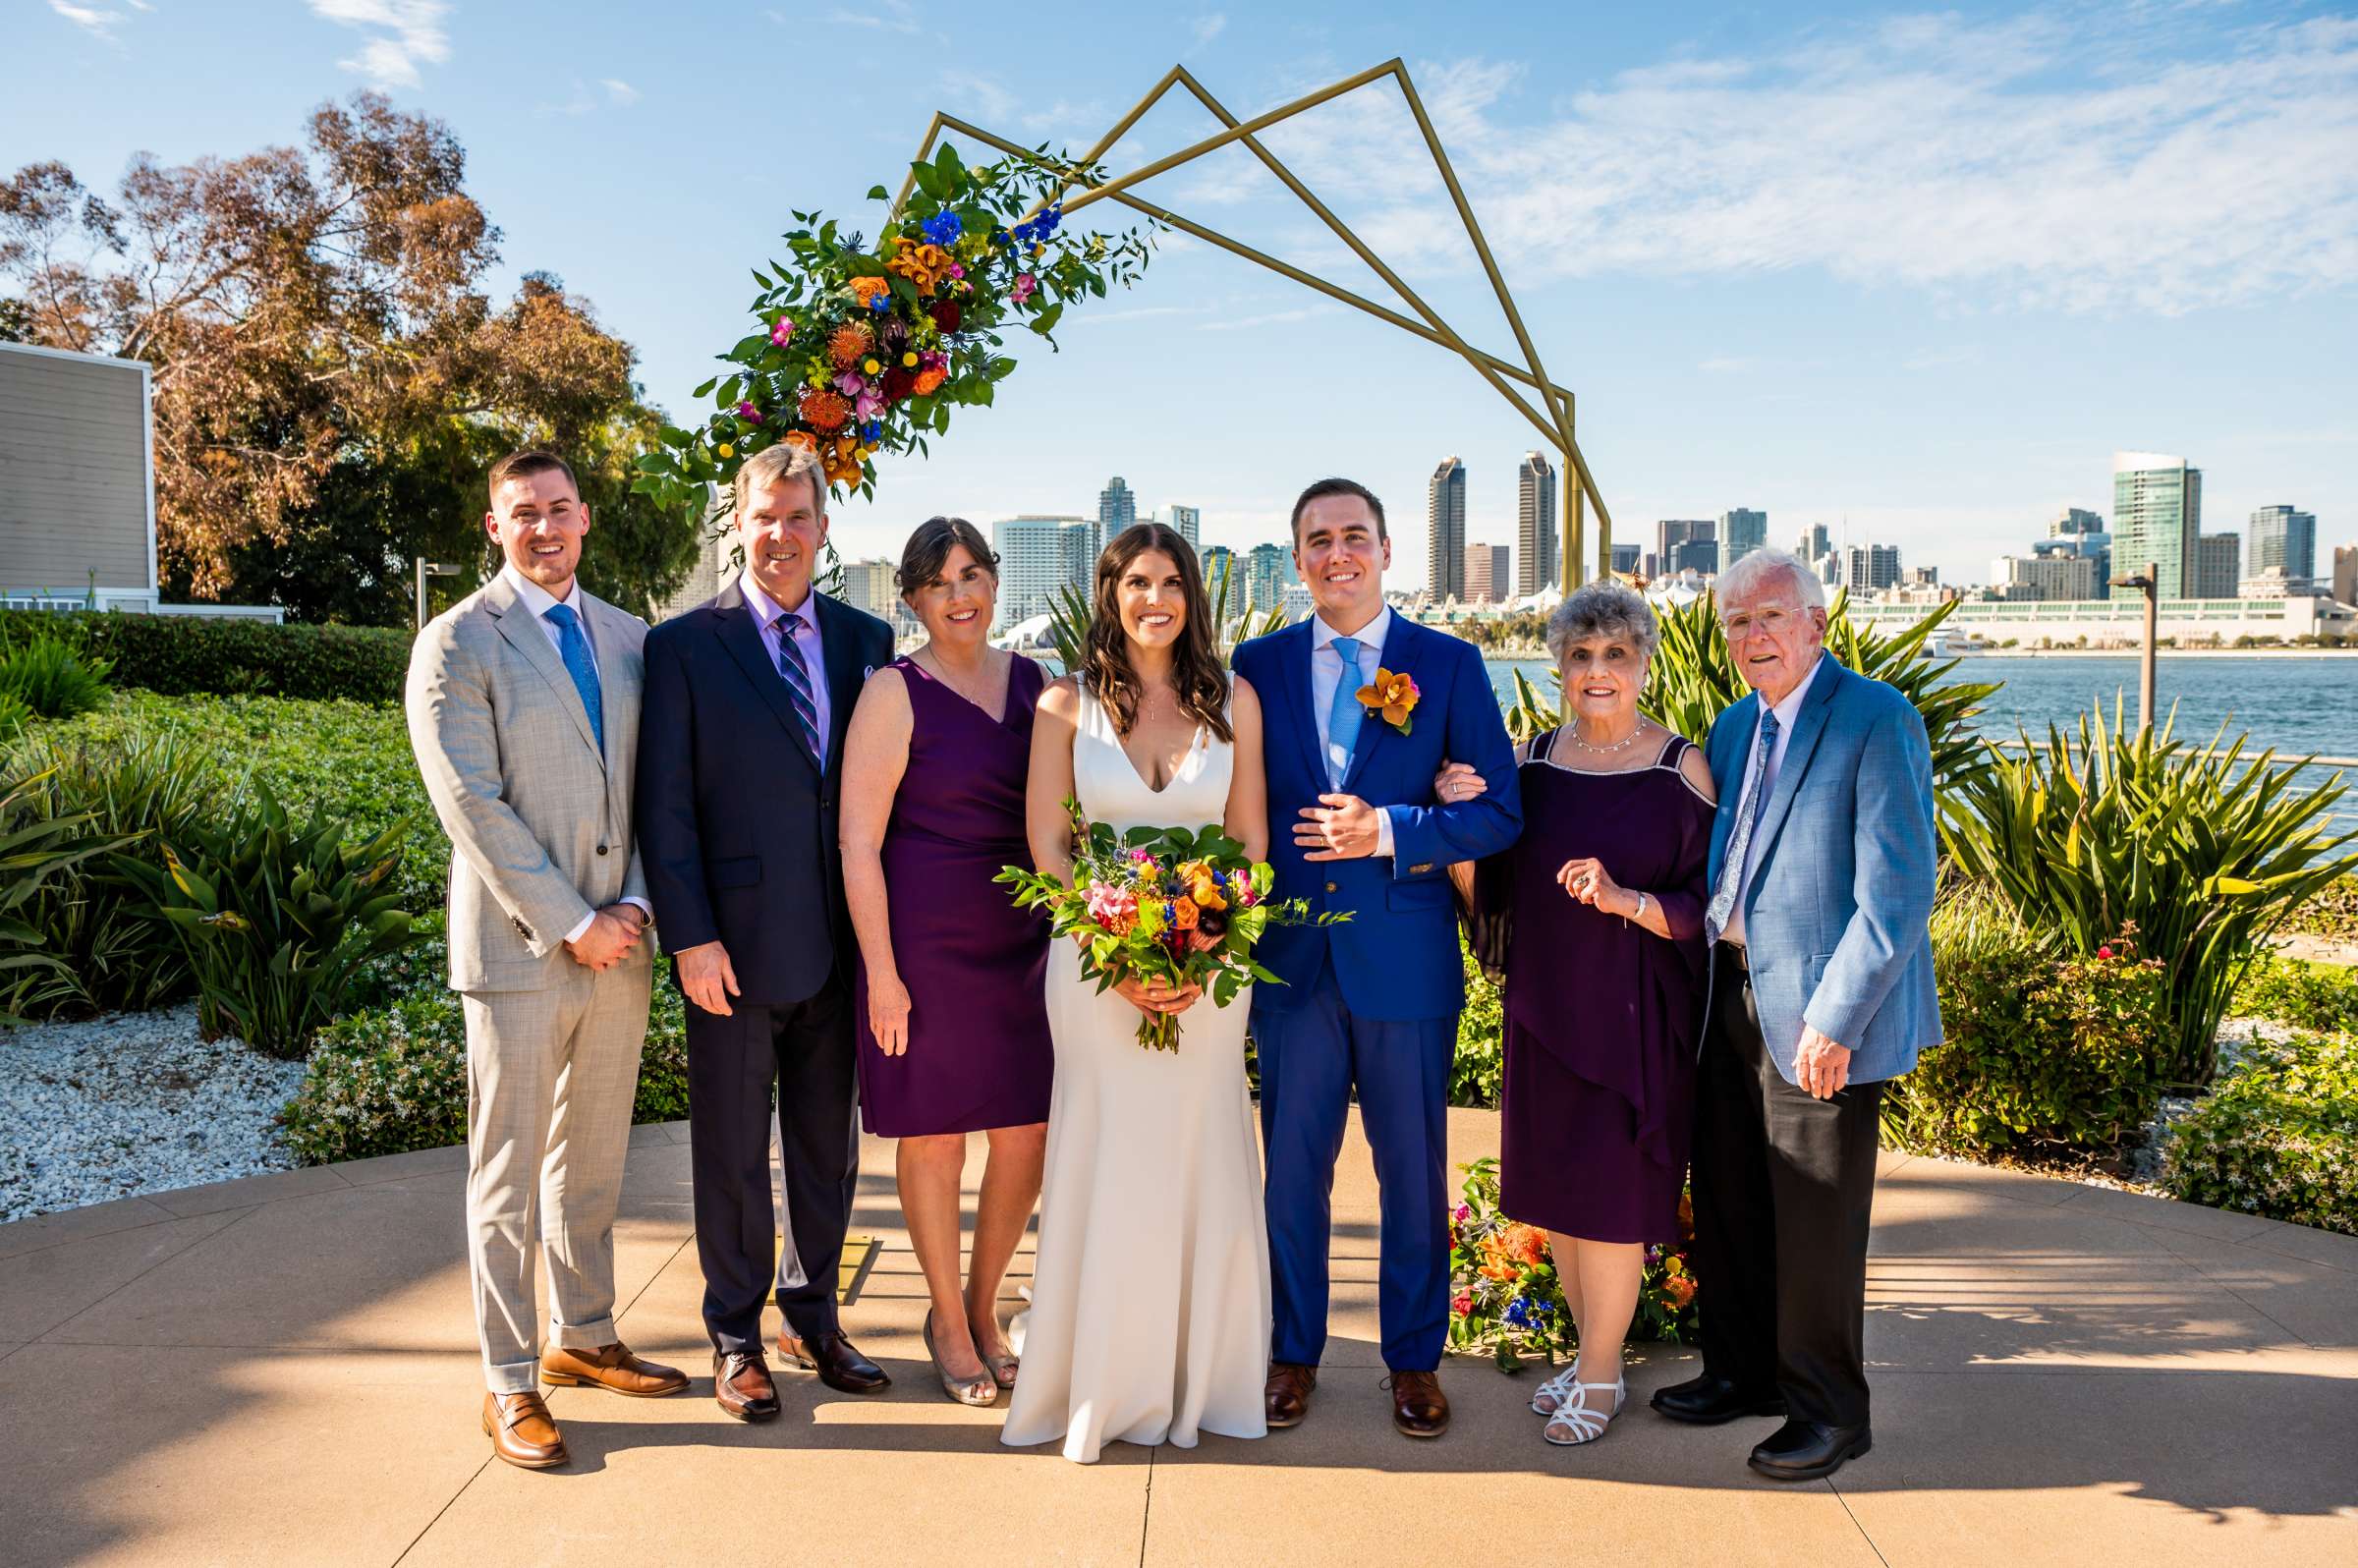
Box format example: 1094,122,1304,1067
406,571,650,992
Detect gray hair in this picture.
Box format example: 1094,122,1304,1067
1717,547,1826,610
1544,581,1659,665
732,440,827,520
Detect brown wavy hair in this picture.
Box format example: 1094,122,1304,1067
1082,523,1234,744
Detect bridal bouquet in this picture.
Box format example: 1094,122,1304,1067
997,803,1343,1052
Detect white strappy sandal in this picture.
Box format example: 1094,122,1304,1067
1541,1371,1626,1445
1529,1363,1583,1416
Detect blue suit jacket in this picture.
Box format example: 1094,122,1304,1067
1704,655,1941,1086
1233,615,1522,1023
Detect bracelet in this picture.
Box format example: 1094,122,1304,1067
1631,890,1649,925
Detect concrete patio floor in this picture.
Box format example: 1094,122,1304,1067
2,1108,2354,1567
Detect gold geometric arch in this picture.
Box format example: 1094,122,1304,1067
890,59,1612,592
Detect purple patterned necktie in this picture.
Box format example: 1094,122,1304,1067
773,609,823,763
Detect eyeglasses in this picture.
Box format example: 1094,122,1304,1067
1719,605,1796,640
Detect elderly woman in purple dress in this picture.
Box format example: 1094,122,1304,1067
1450,581,1715,1446
840,517,1052,1408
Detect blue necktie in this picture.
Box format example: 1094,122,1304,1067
1706,707,1781,943
1326,635,1365,788
773,609,824,765
542,602,604,756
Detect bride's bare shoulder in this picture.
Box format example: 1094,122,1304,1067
1037,675,1083,721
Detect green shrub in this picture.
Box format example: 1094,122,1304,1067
280,969,694,1164
0,773,122,1025
0,609,410,704
1942,701,2358,1084
1452,937,1502,1110
1882,887,2171,1157
125,783,417,1059
0,631,112,719
2231,953,2358,1034
0,691,30,744
2288,875,2358,943
2162,1030,2358,1237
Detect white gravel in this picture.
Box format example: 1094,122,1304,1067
1,1004,309,1224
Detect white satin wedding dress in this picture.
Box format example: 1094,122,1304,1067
1001,688,1272,1464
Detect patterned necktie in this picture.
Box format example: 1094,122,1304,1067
1705,706,1782,944
1325,635,1365,788
541,602,604,756
773,608,824,764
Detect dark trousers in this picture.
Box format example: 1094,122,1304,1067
1692,944,1884,1428
684,973,858,1356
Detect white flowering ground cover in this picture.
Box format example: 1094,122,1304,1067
1,1004,308,1223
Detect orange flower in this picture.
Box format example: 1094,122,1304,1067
1500,1223,1549,1266
782,430,818,454
799,387,851,431
886,237,951,293
827,321,873,369
1356,667,1420,733
911,365,947,396
1170,896,1200,931
1660,1274,1697,1309
820,434,863,485
847,276,890,308
1479,1261,1517,1282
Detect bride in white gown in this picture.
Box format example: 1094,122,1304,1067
1002,523,1273,1464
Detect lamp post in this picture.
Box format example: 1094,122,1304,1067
2110,561,2158,738
414,558,463,632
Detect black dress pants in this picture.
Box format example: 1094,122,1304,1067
684,973,858,1356
1692,944,1885,1428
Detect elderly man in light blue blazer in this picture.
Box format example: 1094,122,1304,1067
1649,548,1940,1484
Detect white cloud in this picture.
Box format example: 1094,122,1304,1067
1230,12,2358,315
601,78,640,106
825,0,920,33
309,0,451,91
50,1,128,40
1190,13,1226,49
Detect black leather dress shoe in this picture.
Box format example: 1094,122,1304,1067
779,1328,891,1394
1749,1419,1872,1481
1651,1372,1787,1426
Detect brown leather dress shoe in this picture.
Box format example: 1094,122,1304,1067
1265,1362,1318,1428
480,1390,568,1469
778,1328,891,1394
541,1341,689,1397
1387,1370,1450,1438
714,1350,781,1422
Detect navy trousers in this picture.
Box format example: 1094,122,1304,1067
1254,952,1457,1372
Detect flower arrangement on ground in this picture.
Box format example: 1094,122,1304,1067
997,803,1342,1052
1447,1155,1702,1371
633,143,1156,521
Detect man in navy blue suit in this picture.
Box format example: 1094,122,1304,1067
636,443,895,1423
1231,477,1523,1438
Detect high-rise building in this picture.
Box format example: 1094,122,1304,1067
2112,453,2202,601
1842,543,1902,593
1464,542,1510,603
2248,505,2317,581
990,515,1090,630
1097,476,1137,539
837,557,899,620
1244,541,1299,615
1992,552,2095,601
1797,522,1830,565
1428,457,1467,601
2335,545,2357,608
1610,541,1641,577
1515,452,1558,594
1721,508,1768,567
2194,532,2240,600
1201,543,1235,596
1158,503,1202,555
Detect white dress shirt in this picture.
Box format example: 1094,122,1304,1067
741,570,832,768
1721,651,1825,949
498,564,650,942
1308,605,1397,859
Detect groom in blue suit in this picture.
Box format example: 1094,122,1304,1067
1232,477,1522,1439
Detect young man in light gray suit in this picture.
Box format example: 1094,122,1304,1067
406,450,687,1472
1651,547,1940,1483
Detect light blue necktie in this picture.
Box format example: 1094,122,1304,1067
1326,635,1365,788
1705,707,1781,943
542,602,604,756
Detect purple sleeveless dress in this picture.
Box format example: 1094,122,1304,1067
855,654,1053,1136
1472,729,1713,1242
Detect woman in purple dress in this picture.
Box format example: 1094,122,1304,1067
840,517,1051,1407
1454,582,1715,1447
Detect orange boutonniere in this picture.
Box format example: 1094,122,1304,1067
1356,668,1419,735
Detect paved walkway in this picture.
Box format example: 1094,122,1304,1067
2,1110,2353,1566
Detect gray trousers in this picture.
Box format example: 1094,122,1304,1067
462,957,653,1394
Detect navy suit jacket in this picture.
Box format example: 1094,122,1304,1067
635,581,892,1009
1233,614,1522,1023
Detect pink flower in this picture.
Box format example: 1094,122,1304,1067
832,370,865,396
854,391,884,421
1452,1295,1474,1317
736,401,762,423
2097,945,2114,960
1010,272,1038,304
1085,882,1139,933
1454,1204,1472,1221
1128,849,1155,864
947,262,966,280
919,350,948,373
769,316,795,346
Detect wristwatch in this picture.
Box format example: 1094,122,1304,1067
1630,890,1650,925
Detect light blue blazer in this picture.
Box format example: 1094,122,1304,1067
1703,655,1941,1086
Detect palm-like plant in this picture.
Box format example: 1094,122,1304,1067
0,774,124,1025
1940,697,2358,1085
1041,552,1289,667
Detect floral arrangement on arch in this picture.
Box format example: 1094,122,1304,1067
1447,1156,1702,1371
633,142,1158,520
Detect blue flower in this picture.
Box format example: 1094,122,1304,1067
1530,1298,1553,1320
990,227,1011,248
1504,1298,1531,1328
868,292,890,312
861,420,883,444
922,211,963,247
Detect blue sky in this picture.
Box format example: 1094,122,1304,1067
12,0,2356,587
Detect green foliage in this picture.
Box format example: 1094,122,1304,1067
1452,937,1503,1110
1882,887,2171,1156
2162,1029,2358,1237
0,726,230,1017
123,783,416,1059
0,772,122,1025
2231,953,2358,1034
0,691,28,745
280,969,694,1164
0,609,410,703
2288,875,2358,943
0,629,112,719
1941,700,2358,1084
